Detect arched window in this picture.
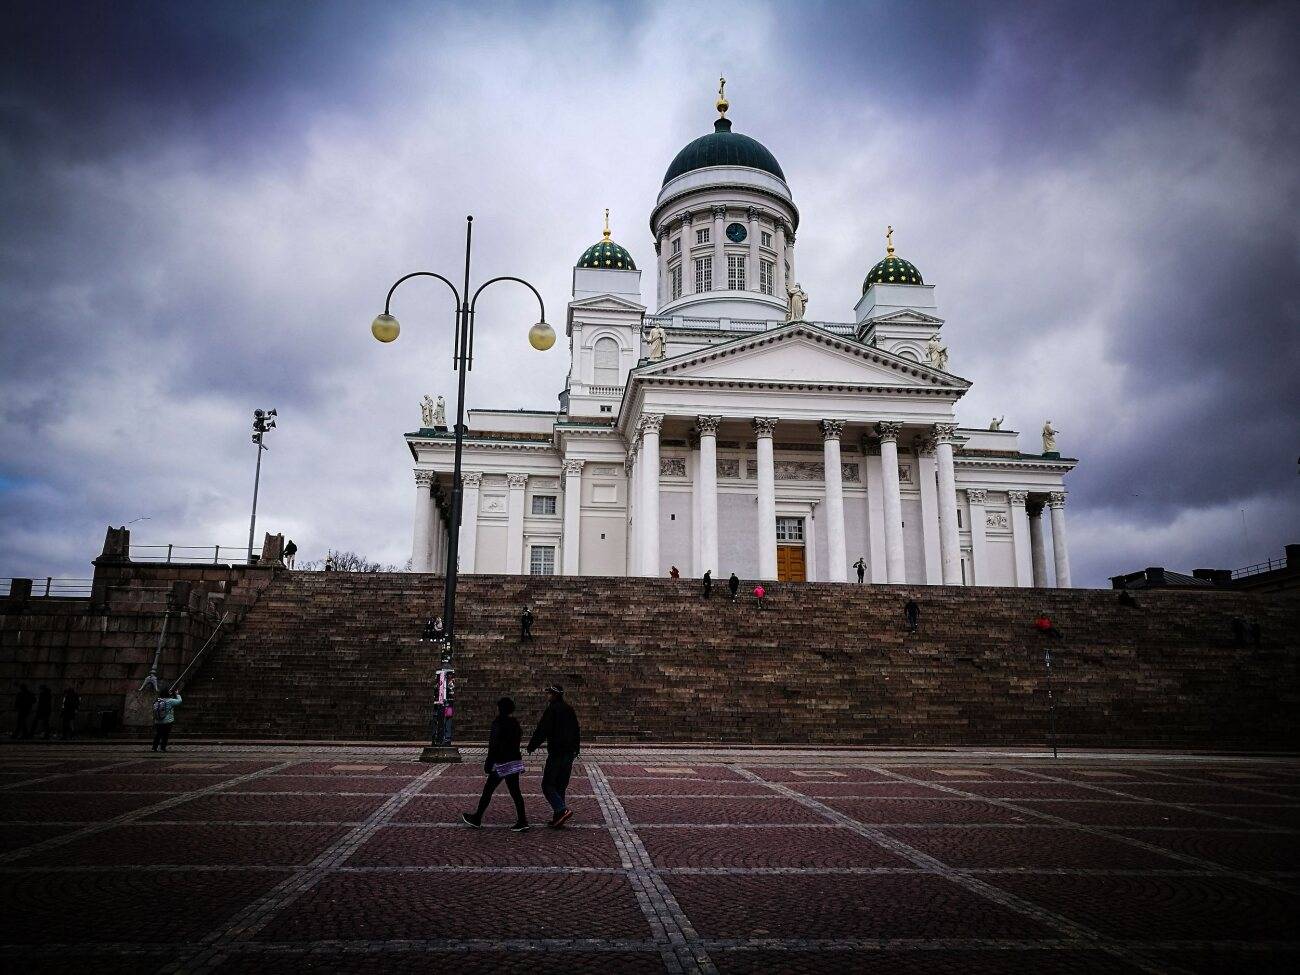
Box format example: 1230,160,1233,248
593,337,620,386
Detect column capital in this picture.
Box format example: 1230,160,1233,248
1007,490,1029,506
562,459,585,477
966,488,988,505
414,469,437,488
711,204,727,219
461,471,483,488
746,205,759,220
753,416,779,439
820,419,846,441
911,434,937,455
696,414,722,435
875,420,903,443
932,422,959,444
1048,491,1067,509
639,412,665,435
679,211,693,229
507,473,528,490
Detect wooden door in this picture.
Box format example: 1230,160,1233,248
777,545,806,582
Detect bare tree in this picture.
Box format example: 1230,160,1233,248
298,551,400,572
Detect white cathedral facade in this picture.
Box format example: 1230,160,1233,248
407,93,1077,587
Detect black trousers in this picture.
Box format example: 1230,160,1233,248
542,752,575,814
474,771,526,823
152,723,173,751
32,712,51,739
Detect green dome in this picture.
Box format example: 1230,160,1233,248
863,255,924,292
577,237,636,270
663,117,785,186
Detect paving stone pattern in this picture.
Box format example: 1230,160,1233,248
1,750,1299,972
176,573,1300,747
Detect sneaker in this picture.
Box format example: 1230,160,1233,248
510,821,531,832
552,808,574,828
460,813,482,829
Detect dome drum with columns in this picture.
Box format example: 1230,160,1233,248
405,85,1077,589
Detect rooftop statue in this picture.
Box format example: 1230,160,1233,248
1042,420,1059,454
786,282,807,322
647,323,667,362
926,334,949,371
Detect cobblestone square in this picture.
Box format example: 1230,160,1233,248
1,744,1297,972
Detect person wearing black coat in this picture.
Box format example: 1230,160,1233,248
528,684,581,827
728,572,740,602
12,684,35,739
462,698,529,832
32,685,53,739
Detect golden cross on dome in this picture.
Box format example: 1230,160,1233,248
603,208,611,241
886,225,895,257
716,75,729,116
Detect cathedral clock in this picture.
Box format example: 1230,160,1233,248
725,222,747,243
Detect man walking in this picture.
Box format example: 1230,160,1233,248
60,686,80,739
520,606,534,642
904,599,920,634
853,557,866,584
284,539,297,568
728,572,740,602
702,569,712,599
527,684,581,828
151,685,182,752
12,683,34,739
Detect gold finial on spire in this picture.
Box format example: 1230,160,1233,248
603,208,611,241
716,74,729,116
885,225,895,258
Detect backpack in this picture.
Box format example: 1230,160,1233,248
153,699,168,722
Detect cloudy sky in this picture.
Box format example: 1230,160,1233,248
2,0,1297,586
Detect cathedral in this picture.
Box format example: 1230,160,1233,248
406,88,1077,587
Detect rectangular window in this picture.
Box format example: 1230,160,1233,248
670,264,682,300
775,517,805,541
727,254,746,290
957,509,963,528
530,495,557,516
671,237,681,256
695,256,712,292
696,227,710,245
759,260,774,296
600,404,613,413
529,545,556,576
761,230,773,248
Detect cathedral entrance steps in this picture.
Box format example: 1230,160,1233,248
177,573,1300,748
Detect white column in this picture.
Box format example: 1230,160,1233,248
915,438,942,584
1028,501,1049,587
746,207,760,291
625,446,638,575
774,222,787,300
933,424,963,585
697,415,720,576
412,470,435,572
876,421,906,583
680,214,695,297
458,472,481,573
655,234,666,310
966,489,989,585
1049,492,1072,588
865,446,887,583
712,205,726,290
785,231,797,295
562,460,583,576
821,420,848,582
755,417,779,580
431,513,443,573
506,473,527,575
638,414,663,576
1008,491,1033,588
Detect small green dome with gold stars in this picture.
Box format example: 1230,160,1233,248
577,210,636,270
862,226,924,293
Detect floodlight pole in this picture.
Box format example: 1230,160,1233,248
246,409,276,563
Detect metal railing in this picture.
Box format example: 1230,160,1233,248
1232,556,1287,579
1,577,94,597
128,544,250,564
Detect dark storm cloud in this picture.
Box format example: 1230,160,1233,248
1,0,1296,585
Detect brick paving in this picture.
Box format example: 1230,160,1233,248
0,744,1297,973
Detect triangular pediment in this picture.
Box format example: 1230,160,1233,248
637,322,967,389
568,294,645,313
868,309,945,326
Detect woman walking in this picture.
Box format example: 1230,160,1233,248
462,697,530,832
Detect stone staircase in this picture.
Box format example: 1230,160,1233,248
179,573,1300,748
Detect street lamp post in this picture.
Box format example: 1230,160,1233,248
372,215,552,763
246,408,277,564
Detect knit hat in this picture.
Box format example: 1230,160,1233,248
545,684,564,696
